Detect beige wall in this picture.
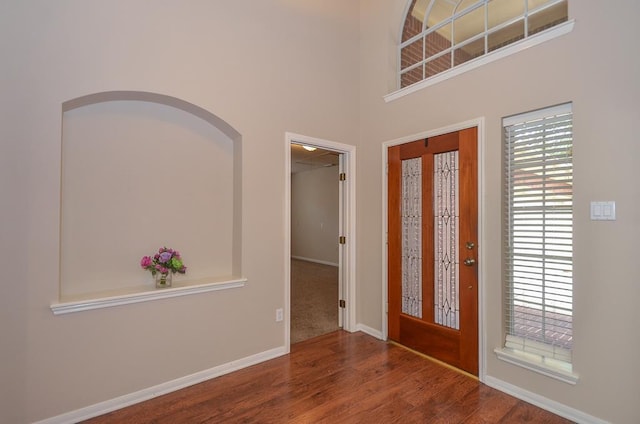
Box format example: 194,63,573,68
358,1,640,423
0,1,359,422
61,100,236,297
291,166,340,265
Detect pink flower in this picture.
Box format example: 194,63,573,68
140,256,152,268
141,247,187,278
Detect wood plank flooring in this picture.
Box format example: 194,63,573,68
83,331,573,423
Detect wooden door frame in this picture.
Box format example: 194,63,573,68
285,132,356,353
381,118,486,380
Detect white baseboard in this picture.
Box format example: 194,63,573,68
35,346,288,424
356,323,384,340
291,256,339,267
483,375,609,424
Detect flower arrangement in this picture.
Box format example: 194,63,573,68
140,247,187,277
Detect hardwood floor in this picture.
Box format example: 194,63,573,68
83,331,573,423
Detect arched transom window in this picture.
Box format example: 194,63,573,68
399,0,568,89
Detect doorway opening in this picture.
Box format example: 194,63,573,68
285,133,356,351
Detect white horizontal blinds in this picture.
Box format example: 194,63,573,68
504,103,573,364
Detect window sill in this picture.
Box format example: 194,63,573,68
385,20,575,103
494,347,579,385
50,276,247,315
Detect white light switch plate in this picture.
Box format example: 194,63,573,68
590,201,616,221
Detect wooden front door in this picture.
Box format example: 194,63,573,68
388,127,478,375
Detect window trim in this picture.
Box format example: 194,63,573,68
494,346,579,384
385,19,574,103
497,102,578,384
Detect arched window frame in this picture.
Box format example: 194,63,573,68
386,0,574,102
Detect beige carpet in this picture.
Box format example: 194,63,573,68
291,258,339,344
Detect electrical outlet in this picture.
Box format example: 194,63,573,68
275,308,284,322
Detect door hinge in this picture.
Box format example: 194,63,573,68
339,172,346,181
339,299,346,308
339,236,346,244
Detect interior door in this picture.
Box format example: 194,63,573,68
388,127,478,375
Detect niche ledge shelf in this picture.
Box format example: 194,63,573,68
50,276,247,315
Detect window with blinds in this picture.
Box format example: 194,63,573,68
502,103,574,375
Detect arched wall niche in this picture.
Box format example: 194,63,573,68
62,91,242,141
59,91,242,301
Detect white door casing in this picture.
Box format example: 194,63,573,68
285,132,356,351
